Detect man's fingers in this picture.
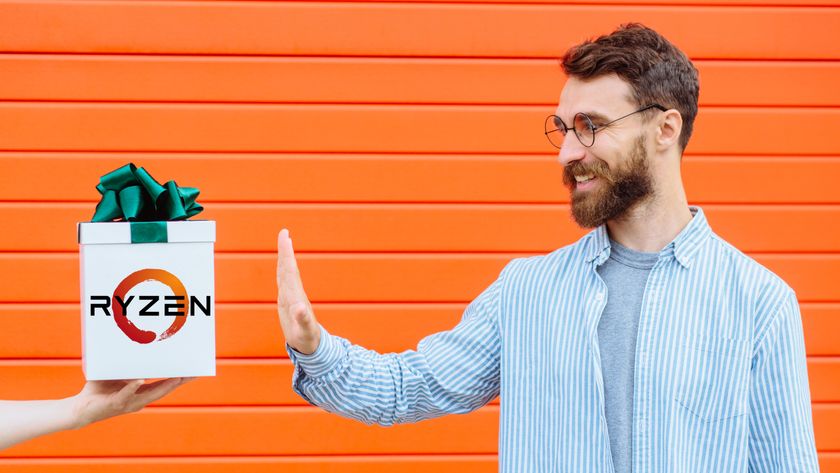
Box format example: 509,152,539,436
277,229,300,277
277,229,310,308
276,229,320,352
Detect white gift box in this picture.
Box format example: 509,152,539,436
78,220,216,380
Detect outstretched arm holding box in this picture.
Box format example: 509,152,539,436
0,377,189,450
276,229,504,425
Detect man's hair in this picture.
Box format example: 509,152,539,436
561,23,699,151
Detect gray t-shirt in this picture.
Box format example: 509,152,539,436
596,239,659,473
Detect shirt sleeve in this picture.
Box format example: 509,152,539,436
285,263,508,426
748,288,819,472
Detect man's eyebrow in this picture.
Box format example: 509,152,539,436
554,109,611,122
580,111,610,122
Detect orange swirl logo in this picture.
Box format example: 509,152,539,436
112,269,189,344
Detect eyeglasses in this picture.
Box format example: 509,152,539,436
544,103,666,149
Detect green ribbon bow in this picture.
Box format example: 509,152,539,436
91,164,203,241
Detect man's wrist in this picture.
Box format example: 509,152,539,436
289,328,322,356
287,326,345,378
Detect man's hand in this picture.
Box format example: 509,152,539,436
71,378,190,429
277,229,322,355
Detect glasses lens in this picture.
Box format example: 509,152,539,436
545,115,566,149
573,113,595,147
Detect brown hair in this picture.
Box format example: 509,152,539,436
561,23,699,151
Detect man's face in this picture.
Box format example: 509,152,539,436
555,75,656,228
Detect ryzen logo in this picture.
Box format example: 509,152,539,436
89,268,211,344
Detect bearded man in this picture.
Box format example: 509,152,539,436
276,23,818,473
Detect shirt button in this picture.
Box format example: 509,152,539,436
595,292,604,301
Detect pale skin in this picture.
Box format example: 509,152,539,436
277,229,321,355
0,377,190,450
557,73,693,252
277,73,693,354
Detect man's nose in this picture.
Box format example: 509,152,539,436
557,133,587,167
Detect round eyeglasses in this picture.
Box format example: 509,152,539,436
544,103,666,149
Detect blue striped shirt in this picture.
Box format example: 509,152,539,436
287,206,818,472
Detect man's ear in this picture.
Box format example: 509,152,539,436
655,109,683,151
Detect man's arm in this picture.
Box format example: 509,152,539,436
0,378,189,450
748,289,819,472
276,229,505,425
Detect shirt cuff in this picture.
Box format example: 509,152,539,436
286,325,345,379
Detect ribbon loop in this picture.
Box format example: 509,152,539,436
92,164,203,223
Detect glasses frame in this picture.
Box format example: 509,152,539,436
545,103,667,149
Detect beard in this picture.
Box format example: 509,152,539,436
562,135,654,228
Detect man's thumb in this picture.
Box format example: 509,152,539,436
291,301,313,327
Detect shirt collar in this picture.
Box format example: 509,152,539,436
584,206,711,269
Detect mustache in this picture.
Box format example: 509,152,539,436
562,160,615,188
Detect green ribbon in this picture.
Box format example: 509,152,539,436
129,221,168,244
91,163,203,243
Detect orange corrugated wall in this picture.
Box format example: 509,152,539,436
0,0,838,471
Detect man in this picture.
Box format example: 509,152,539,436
276,24,818,472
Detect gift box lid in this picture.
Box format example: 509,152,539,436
78,220,215,245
